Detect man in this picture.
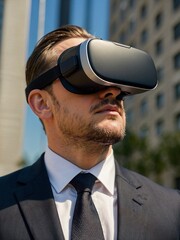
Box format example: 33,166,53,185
0,25,179,240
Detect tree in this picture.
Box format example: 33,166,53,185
158,132,180,177
113,131,180,185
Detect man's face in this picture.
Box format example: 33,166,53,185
48,38,126,146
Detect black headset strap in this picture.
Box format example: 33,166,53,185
25,66,60,101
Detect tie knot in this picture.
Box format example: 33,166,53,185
70,173,97,194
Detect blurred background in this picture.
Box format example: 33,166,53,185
0,0,179,189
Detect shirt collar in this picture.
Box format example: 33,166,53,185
44,147,116,196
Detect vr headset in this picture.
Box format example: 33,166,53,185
25,38,157,101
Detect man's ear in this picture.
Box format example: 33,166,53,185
27,90,52,119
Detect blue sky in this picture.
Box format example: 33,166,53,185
23,0,109,164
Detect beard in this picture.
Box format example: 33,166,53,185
51,93,126,147
60,112,125,145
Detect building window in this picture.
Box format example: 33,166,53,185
140,99,148,116
119,30,127,44
173,22,180,40
175,112,180,130
157,66,164,83
155,119,164,136
140,4,147,19
156,93,165,109
126,109,134,124
110,20,117,35
174,52,180,69
155,12,163,29
119,1,128,21
174,82,180,99
129,0,136,9
139,125,149,138
173,0,180,10
155,39,163,55
112,0,117,10
140,29,148,44
129,18,136,34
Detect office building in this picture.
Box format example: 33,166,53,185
0,0,30,175
109,0,180,187
109,0,180,145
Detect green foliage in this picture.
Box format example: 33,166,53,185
113,131,180,184
158,132,180,174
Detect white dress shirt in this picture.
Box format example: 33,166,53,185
44,147,117,240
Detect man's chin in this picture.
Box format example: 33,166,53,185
89,128,125,145
97,120,124,132
98,137,123,146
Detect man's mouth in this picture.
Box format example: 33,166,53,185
95,105,121,115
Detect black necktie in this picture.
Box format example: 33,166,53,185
70,173,105,240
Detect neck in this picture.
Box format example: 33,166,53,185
48,140,112,169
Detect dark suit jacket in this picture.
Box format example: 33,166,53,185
0,154,179,240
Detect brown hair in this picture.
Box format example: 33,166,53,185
26,25,94,86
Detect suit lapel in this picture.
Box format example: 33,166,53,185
13,156,148,240
115,161,148,240
14,155,65,240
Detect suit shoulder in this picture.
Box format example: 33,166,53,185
0,166,30,190
117,163,180,199
0,154,44,191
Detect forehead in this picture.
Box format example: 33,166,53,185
53,37,87,56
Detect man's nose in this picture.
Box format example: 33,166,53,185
98,87,122,100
